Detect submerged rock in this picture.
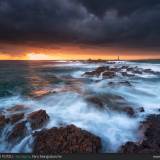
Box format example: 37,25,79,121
10,113,24,124
121,72,134,77
122,107,135,117
7,105,29,112
33,125,101,154
29,90,54,99
8,121,27,142
86,96,104,108
85,94,136,116
120,114,160,153
83,66,112,78
27,110,49,130
102,71,115,78
83,65,158,80
108,81,132,87
0,114,9,129
143,69,159,74
138,107,145,113
133,70,142,74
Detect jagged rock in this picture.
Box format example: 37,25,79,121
120,114,160,153
8,121,27,142
33,125,101,154
10,113,24,124
27,110,49,130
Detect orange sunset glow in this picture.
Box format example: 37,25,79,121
0,44,160,61
1,49,160,61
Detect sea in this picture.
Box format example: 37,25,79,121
0,60,160,153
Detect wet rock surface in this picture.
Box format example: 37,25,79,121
138,107,145,113
122,107,135,117
10,113,24,124
33,124,101,154
83,65,159,79
102,71,115,78
0,106,50,146
29,90,55,99
27,110,49,130
85,94,136,116
86,96,104,108
8,121,27,142
108,81,132,87
7,105,29,112
0,114,9,129
120,114,160,153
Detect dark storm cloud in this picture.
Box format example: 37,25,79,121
0,0,160,51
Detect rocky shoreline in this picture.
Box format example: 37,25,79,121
33,125,101,154
0,105,102,153
83,65,160,79
120,114,160,154
0,102,160,153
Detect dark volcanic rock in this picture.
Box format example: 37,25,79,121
10,113,24,124
33,125,101,154
28,110,49,130
120,114,160,153
8,121,27,142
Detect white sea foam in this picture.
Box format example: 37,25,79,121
37,92,140,152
